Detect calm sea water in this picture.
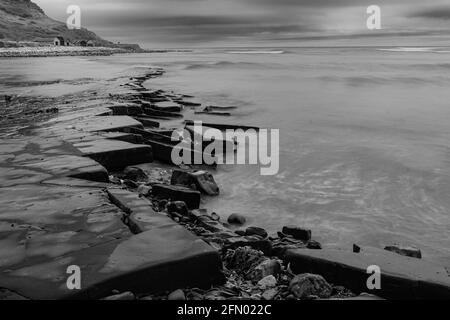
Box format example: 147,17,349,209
1,47,450,266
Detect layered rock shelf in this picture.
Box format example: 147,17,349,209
0,67,449,300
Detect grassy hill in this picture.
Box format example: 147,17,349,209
0,0,112,46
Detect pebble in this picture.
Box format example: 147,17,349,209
257,275,277,289
306,240,322,250
262,288,278,300
227,213,246,226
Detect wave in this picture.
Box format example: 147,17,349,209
226,50,285,54
377,47,450,53
185,60,263,70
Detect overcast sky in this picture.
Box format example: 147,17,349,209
34,0,450,48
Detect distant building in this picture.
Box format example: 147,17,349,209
77,40,87,47
86,40,95,47
54,36,66,46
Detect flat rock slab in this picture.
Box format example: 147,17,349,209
284,247,450,300
72,116,144,133
45,107,113,124
75,139,153,171
107,188,177,233
0,221,223,300
0,184,131,299
23,155,109,183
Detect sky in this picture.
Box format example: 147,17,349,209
33,0,450,48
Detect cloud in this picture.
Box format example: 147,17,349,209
32,0,450,46
409,6,450,20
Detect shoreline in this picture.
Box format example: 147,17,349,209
0,45,134,58
0,67,449,300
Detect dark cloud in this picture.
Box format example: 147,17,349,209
409,6,450,20
33,0,450,46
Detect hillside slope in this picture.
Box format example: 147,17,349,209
0,0,111,46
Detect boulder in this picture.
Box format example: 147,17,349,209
245,226,268,239
307,240,322,250
249,259,282,281
168,289,186,301
171,170,219,196
384,245,422,259
123,166,148,182
282,226,311,242
227,213,246,226
152,184,201,209
289,274,332,299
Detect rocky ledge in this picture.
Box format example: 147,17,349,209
0,67,449,300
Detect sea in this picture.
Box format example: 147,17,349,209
1,46,450,266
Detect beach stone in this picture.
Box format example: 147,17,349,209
384,245,422,259
282,226,311,242
152,184,201,209
250,259,282,281
190,209,208,219
289,274,332,299
103,291,135,300
167,201,189,217
257,275,277,289
123,166,148,182
168,289,186,301
262,288,278,300
307,240,322,250
227,213,246,226
171,170,219,196
137,184,151,196
245,226,268,239
211,212,220,221
196,215,229,233
353,244,361,253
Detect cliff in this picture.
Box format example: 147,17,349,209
0,0,112,46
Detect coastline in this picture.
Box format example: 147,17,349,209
0,65,449,300
0,46,133,58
